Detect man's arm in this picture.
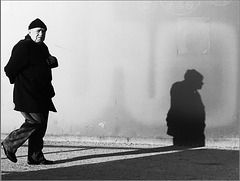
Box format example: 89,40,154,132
47,54,58,69
4,42,29,84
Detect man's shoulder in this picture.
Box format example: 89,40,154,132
14,38,31,48
171,81,186,92
172,81,183,88
13,37,36,53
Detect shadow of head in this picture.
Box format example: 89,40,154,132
184,69,204,90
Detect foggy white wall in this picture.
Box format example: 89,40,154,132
1,1,239,139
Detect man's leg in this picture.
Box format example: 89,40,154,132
1,112,39,162
27,112,49,163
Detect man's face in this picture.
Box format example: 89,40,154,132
28,27,46,43
194,78,204,90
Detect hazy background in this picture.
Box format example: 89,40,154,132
1,1,239,139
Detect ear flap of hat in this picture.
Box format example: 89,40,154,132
28,18,47,30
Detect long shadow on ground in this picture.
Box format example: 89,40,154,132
2,146,239,180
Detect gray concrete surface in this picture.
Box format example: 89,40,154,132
1,134,239,180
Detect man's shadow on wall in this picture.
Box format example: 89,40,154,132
166,69,206,147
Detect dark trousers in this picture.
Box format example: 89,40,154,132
2,112,49,162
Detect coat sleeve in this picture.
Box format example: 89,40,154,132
4,42,29,84
44,44,58,69
47,54,58,69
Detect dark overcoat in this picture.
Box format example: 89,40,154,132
4,35,57,113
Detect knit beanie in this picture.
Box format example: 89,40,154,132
28,18,47,30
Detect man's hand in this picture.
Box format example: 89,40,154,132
47,55,58,68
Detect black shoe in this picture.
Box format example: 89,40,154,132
1,142,17,163
28,159,54,165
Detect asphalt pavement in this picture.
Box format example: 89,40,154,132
1,135,239,180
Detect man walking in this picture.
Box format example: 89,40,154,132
2,18,58,165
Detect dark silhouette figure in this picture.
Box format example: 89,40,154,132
166,69,206,147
